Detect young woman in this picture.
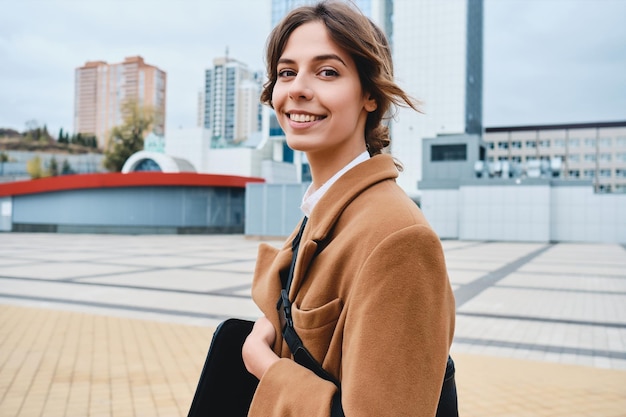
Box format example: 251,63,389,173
242,2,456,416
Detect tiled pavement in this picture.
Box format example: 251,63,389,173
1,233,625,416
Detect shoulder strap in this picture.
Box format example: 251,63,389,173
276,217,345,417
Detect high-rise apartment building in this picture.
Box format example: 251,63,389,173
202,57,262,146
393,0,483,197
74,56,166,149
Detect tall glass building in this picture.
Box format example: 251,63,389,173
393,0,483,197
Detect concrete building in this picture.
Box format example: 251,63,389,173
393,0,483,198
484,121,626,194
74,56,167,149
202,57,262,146
416,134,626,243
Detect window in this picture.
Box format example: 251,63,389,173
616,137,626,147
617,153,626,162
525,140,537,148
599,137,612,148
568,170,580,178
553,139,565,147
511,141,522,149
583,169,595,179
568,154,580,162
498,142,509,150
599,153,612,162
599,169,611,178
431,144,467,161
616,169,626,178
585,154,596,162
487,142,494,149
511,156,522,163
569,138,580,147
584,138,596,147
539,140,550,148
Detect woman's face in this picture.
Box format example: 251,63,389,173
272,21,376,160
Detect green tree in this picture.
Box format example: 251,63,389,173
103,99,157,172
0,152,8,176
61,159,74,175
48,157,59,177
58,128,68,144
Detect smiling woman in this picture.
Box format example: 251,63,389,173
240,2,457,417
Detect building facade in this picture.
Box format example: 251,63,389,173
202,57,262,146
392,0,483,198
484,121,626,193
74,56,167,149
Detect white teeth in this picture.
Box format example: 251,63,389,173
289,113,321,123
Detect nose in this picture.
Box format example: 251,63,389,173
288,73,313,101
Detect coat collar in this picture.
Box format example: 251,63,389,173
306,153,399,243
289,154,399,297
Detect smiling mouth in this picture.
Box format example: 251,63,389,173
288,113,325,123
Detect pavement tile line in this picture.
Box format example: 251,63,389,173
495,283,626,296
0,275,254,299
453,244,552,307
457,311,626,329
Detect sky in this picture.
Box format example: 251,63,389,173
0,0,625,138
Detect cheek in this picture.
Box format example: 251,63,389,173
271,84,287,108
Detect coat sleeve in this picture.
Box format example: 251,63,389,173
340,224,455,417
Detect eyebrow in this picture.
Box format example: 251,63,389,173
277,54,347,67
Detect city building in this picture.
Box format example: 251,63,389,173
74,56,167,149
201,57,262,146
393,0,483,198
484,121,626,193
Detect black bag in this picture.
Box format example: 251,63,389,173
186,318,258,417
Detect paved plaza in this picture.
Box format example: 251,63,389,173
1,232,625,416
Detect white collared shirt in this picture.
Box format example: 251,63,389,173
300,151,370,216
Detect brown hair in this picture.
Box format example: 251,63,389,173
261,0,420,157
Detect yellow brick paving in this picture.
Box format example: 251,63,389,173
1,304,625,417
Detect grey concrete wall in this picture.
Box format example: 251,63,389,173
245,182,309,237
0,197,11,232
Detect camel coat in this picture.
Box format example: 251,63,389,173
248,154,456,417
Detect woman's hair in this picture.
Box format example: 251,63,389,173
261,0,419,157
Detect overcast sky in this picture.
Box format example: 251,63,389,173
0,0,624,137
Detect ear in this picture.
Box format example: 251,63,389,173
364,95,377,112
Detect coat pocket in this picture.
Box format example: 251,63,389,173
291,298,343,363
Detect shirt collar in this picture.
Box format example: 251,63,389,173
301,150,370,217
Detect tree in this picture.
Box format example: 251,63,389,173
58,128,68,144
61,159,74,175
26,156,49,179
103,99,157,172
0,152,8,176
48,157,59,177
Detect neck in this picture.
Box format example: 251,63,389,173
306,147,367,190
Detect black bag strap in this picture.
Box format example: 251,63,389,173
276,217,345,416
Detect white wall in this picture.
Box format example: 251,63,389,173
551,187,626,243
459,185,551,242
421,183,626,243
420,189,459,239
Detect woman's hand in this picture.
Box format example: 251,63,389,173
242,316,280,380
